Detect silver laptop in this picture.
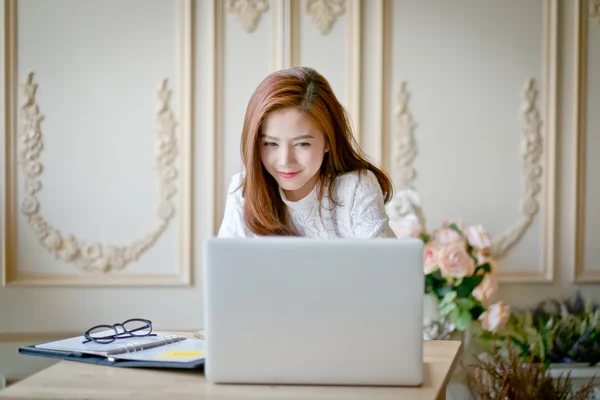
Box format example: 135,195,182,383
203,237,424,386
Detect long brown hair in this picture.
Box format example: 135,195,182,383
239,66,393,236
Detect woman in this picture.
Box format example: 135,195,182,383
218,66,395,238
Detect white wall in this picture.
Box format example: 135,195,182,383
1,0,599,382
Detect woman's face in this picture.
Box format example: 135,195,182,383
260,108,328,202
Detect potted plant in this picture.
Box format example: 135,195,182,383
477,292,600,395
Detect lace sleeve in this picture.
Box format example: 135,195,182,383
349,171,396,238
217,174,253,238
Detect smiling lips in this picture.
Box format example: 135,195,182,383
278,171,299,179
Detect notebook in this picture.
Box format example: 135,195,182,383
19,331,205,369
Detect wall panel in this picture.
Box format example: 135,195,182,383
387,0,557,282
573,0,600,282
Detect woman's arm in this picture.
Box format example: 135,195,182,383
217,173,253,237
349,170,397,238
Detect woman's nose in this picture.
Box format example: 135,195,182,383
279,147,296,166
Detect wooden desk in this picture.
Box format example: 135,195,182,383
0,334,462,400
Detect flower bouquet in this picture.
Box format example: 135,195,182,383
423,221,511,336
386,190,510,338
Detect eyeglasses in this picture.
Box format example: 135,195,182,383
82,318,157,344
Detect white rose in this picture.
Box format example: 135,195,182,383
389,214,422,239
385,190,426,224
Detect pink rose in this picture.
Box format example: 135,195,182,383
479,301,510,332
433,228,465,245
464,225,492,250
423,243,439,274
438,243,475,279
389,214,422,239
472,274,498,304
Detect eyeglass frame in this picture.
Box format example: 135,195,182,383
82,318,157,344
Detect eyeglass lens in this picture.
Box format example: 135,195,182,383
85,319,152,343
122,319,152,336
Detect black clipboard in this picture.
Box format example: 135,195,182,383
18,343,205,370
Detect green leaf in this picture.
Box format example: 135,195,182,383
435,285,453,298
454,309,472,331
470,305,485,320
430,270,444,281
448,223,464,235
456,275,485,298
440,291,457,306
477,330,497,340
419,233,430,243
510,337,531,355
456,297,476,310
454,277,464,286
425,274,434,294
450,307,461,321
474,263,491,275
439,301,457,316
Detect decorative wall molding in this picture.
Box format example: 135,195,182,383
370,0,389,169
573,0,600,282
271,0,289,71
290,0,360,141
382,1,557,283
212,0,225,235
346,0,361,146
17,73,178,273
392,81,417,190
489,0,558,282
225,0,269,33
2,0,194,286
305,0,346,35
591,0,600,24
391,79,546,264
490,79,543,259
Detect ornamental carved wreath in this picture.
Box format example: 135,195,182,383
225,0,346,35
18,72,178,272
392,78,544,259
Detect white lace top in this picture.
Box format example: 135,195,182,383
217,170,396,238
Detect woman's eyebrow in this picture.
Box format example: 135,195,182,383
261,134,314,140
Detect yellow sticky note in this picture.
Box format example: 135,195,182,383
159,350,205,358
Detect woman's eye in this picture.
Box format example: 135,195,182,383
296,142,311,147
263,142,277,147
